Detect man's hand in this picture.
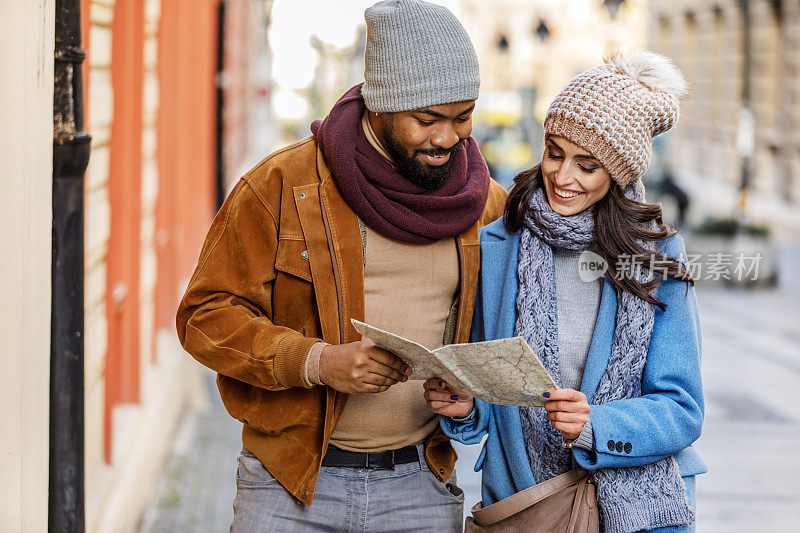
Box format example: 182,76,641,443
544,387,590,440
319,340,411,394
423,378,474,418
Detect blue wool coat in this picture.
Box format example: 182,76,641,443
442,219,707,529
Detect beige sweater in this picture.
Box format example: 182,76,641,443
304,111,460,452
330,225,458,451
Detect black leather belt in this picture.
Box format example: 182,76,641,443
322,445,419,469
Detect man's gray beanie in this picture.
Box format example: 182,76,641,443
362,0,480,112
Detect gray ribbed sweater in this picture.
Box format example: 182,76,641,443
553,249,600,449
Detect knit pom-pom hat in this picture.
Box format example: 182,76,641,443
544,50,688,187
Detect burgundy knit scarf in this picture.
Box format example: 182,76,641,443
311,84,490,244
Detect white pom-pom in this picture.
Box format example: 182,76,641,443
606,50,688,98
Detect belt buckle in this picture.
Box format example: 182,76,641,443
363,449,397,469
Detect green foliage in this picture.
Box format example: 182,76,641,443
694,217,770,238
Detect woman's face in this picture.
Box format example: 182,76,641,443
540,135,612,216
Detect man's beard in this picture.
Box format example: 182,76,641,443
383,125,463,191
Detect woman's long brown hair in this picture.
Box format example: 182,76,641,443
504,165,693,311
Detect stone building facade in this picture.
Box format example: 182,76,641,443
458,0,649,120
650,0,800,240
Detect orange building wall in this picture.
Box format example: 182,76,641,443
155,0,218,332
79,0,224,529
221,0,251,187
105,0,145,462
80,0,218,465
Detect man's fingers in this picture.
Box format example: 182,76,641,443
365,384,391,393
368,360,407,383
368,346,411,375
360,338,376,349
362,373,400,388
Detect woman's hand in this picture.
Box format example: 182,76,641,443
423,378,474,419
544,387,590,440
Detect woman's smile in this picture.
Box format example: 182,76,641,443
552,185,585,203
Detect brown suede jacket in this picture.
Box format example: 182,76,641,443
177,137,507,505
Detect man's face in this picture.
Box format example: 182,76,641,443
377,100,475,190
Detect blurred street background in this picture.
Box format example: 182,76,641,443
3,0,799,532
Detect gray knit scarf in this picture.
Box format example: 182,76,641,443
516,183,694,533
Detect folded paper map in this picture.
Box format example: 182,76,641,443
351,319,556,407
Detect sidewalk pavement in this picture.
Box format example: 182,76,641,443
139,248,800,532
137,375,241,533
690,246,800,531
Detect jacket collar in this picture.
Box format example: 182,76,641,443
476,219,520,349
482,218,515,241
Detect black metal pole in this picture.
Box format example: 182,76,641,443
51,0,91,531
215,1,227,210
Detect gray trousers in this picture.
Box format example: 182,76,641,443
231,445,464,532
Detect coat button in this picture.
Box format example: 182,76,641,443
607,440,615,451
615,442,623,452
300,250,309,260
624,443,632,453
298,192,306,199
301,489,308,499
439,468,445,475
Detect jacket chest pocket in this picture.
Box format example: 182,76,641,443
273,238,317,334
275,238,312,281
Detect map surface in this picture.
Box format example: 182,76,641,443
351,319,556,407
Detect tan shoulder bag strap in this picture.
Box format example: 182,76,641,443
471,468,590,526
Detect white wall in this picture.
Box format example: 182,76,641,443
0,1,55,531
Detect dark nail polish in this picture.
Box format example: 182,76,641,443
543,392,550,398
450,395,459,401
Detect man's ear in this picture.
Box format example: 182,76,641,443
368,110,391,142
370,110,388,125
